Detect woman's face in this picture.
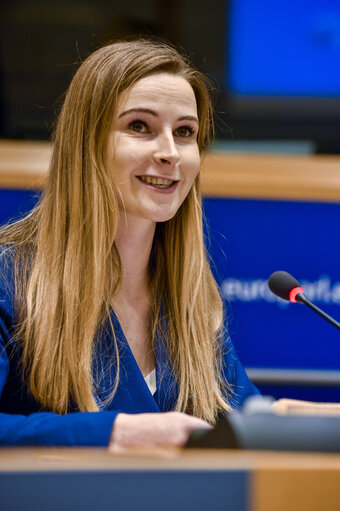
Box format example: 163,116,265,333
106,72,200,224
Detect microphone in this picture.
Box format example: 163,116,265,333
268,270,340,331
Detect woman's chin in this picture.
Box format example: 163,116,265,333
149,207,180,223
131,201,178,223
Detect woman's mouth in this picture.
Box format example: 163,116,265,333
138,175,177,190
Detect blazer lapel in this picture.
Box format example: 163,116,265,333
153,329,179,412
94,311,160,413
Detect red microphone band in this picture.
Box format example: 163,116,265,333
289,286,304,303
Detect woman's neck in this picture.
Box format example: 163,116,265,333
112,215,156,377
114,215,156,303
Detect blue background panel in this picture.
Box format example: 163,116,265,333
228,0,340,96
204,198,340,370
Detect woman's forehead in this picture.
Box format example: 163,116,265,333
117,73,198,115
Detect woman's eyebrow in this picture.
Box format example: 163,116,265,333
118,108,198,123
118,108,156,118
178,115,199,123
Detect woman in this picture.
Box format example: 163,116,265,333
0,39,259,448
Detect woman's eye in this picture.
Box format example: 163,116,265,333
175,126,195,138
129,120,148,133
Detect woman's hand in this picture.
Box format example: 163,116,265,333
109,411,212,451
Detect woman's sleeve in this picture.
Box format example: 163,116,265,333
0,331,119,446
221,335,261,409
0,253,118,447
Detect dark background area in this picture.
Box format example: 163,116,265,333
1,0,339,152
0,0,225,140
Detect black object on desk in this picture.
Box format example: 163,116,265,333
186,410,340,453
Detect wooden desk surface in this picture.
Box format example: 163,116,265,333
1,448,340,511
1,447,340,471
1,139,340,201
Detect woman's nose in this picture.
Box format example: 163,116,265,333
153,130,180,166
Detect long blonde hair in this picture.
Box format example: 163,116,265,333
0,40,231,422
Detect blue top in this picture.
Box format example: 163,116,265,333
0,250,259,447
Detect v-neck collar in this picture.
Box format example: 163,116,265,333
93,310,178,414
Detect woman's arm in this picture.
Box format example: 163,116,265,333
0,334,210,448
1,310,210,448
0,269,118,447
0,408,118,447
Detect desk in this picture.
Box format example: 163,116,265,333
1,449,340,511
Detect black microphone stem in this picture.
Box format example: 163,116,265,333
297,293,340,330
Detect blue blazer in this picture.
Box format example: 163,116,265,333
0,251,259,447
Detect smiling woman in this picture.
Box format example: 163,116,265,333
107,72,200,223
0,39,259,448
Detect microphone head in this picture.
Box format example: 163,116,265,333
268,271,302,301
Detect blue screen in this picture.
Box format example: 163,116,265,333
228,0,340,96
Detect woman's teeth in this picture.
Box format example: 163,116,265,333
139,176,175,188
